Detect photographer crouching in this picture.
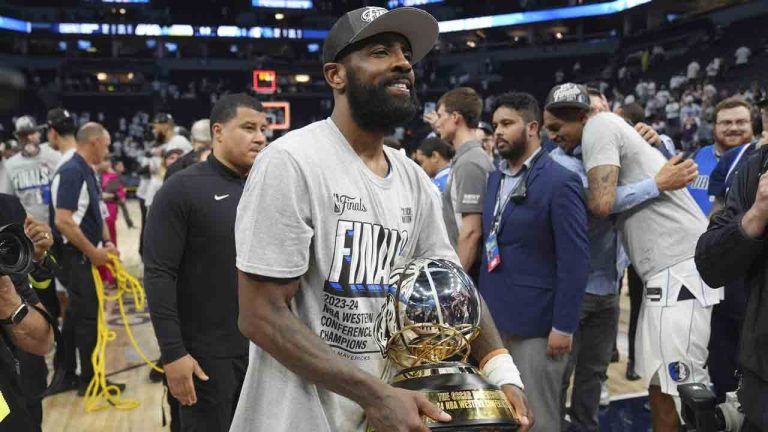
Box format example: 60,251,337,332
0,193,56,431
695,140,768,431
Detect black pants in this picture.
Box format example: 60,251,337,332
738,369,768,431
33,281,59,323
13,351,47,427
562,294,620,431
59,308,77,377
59,246,98,384
708,308,742,402
178,355,248,432
626,265,643,363
138,198,147,257
32,279,75,377
0,367,41,432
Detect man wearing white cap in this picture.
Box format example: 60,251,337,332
5,116,61,222
165,119,212,179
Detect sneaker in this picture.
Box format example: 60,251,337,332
77,379,127,397
599,381,610,407
625,361,641,381
47,373,79,396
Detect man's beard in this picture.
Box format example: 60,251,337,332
155,131,167,144
22,143,40,158
346,68,419,133
716,131,751,149
497,129,529,161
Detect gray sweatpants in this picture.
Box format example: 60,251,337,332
502,334,570,432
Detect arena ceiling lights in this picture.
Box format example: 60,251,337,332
31,22,329,40
0,15,30,33
0,0,651,38
251,0,312,9
387,0,443,7
439,0,652,33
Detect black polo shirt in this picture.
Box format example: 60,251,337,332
143,154,248,363
51,153,103,247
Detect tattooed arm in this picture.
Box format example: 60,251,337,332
586,165,620,219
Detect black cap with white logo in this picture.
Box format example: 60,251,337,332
322,6,439,65
153,112,174,124
47,108,75,132
544,83,591,111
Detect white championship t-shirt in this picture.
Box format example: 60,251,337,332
582,112,709,282
232,118,458,432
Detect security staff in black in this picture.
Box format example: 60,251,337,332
51,122,122,396
144,93,268,432
696,144,768,432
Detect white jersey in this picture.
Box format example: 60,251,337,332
636,259,714,405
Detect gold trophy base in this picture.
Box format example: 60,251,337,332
368,362,519,431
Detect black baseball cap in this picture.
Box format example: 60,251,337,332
47,108,76,133
153,112,174,124
477,121,493,135
322,6,439,65
545,83,591,112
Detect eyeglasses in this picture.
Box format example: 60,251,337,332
716,119,751,129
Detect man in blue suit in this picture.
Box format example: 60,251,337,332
480,92,590,432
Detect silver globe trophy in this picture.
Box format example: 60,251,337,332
369,258,518,431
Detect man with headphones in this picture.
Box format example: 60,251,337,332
478,92,590,431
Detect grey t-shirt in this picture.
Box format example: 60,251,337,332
233,118,458,432
582,112,708,281
4,146,61,221
0,160,11,195
442,140,494,247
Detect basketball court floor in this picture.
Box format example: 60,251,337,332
40,201,651,432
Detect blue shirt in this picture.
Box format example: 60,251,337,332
496,148,541,212
708,141,757,199
432,166,450,193
688,144,720,215
51,153,104,247
550,146,661,295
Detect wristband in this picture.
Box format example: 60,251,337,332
479,348,508,369
481,353,524,390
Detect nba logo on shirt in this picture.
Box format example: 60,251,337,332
332,193,367,216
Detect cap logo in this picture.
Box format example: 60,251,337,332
553,83,582,102
361,7,388,23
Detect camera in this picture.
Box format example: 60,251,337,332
679,383,745,432
0,224,34,277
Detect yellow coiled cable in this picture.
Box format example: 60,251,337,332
84,255,164,412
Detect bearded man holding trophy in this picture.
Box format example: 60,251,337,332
231,6,535,432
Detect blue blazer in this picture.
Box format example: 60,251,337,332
479,151,590,338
